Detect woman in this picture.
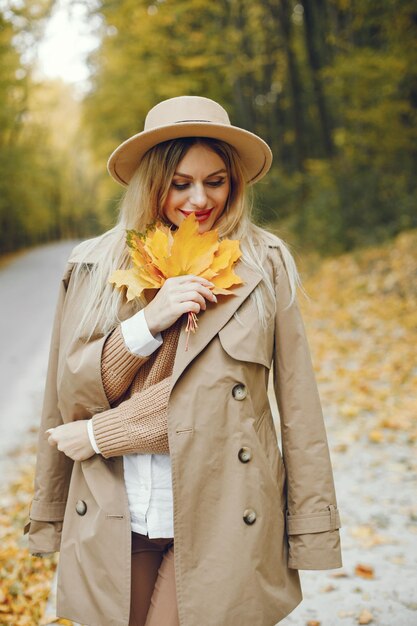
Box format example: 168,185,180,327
25,95,342,626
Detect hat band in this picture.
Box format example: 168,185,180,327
174,119,214,123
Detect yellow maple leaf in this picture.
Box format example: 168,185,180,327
166,212,219,277
109,213,243,350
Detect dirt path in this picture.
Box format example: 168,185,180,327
0,241,77,483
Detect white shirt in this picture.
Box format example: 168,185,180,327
87,310,174,538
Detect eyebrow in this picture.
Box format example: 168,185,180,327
173,168,227,179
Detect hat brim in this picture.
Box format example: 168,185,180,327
107,122,273,187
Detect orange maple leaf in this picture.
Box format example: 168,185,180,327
109,213,243,350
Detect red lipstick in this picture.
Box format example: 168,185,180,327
180,209,214,222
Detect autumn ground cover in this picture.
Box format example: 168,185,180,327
1,229,416,625
285,229,417,625
299,228,417,445
0,440,72,625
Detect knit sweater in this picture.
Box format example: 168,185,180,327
91,316,182,458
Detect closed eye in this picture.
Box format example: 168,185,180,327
206,178,226,187
172,178,226,190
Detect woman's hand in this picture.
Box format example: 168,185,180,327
46,421,96,462
144,275,217,335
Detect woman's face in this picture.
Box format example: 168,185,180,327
162,143,230,233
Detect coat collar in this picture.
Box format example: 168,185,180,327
172,260,262,387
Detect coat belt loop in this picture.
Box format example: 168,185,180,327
328,504,337,530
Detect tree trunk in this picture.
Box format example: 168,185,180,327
230,0,256,132
301,0,335,158
265,0,306,172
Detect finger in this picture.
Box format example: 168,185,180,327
171,301,199,317
195,284,217,302
181,284,217,303
178,291,207,309
45,428,55,441
178,301,201,315
175,275,214,287
47,435,57,447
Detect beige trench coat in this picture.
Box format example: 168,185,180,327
25,233,342,626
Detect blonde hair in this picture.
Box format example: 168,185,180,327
71,137,301,339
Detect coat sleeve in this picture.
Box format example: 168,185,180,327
23,263,134,553
272,247,343,570
24,262,115,553
24,261,160,554
24,263,75,554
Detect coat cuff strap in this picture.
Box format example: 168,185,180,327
286,504,341,535
30,499,67,522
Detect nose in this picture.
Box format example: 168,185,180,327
189,182,208,209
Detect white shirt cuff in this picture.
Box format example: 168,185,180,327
121,308,163,357
87,419,100,454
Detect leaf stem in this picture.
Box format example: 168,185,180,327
185,312,198,351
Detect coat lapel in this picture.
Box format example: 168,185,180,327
172,260,263,387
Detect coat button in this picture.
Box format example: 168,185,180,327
243,508,257,525
232,383,247,401
75,500,87,516
238,446,252,463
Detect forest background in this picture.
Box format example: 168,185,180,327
1,0,416,257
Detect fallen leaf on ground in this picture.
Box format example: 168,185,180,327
331,570,349,578
388,555,405,565
355,563,375,579
39,617,74,625
0,449,76,625
368,429,384,443
358,608,374,624
350,525,393,547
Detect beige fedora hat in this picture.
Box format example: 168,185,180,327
107,95,272,186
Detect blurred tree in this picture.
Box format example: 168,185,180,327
0,0,104,253
1,0,416,255
296,0,417,251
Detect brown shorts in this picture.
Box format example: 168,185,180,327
131,531,174,554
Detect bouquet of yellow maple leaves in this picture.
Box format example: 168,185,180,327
109,213,243,350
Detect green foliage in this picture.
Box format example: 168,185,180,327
1,0,416,255
0,2,106,253
82,0,417,254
